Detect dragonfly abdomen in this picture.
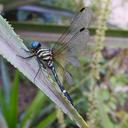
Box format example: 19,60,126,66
51,66,73,105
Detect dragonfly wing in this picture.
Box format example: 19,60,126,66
53,48,80,67
52,7,92,84
53,7,92,64
67,28,90,56
53,27,90,66
70,7,92,29
53,7,92,49
54,59,73,85
64,71,73,85
66,55,80,67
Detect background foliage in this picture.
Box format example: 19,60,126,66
0,0,128,128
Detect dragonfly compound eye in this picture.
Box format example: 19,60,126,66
31,41,41,50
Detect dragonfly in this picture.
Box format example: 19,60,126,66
18,7,92,106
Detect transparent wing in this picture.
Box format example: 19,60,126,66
54,60,73,85
53,7,92,50
53,7,92,63
69,7,92,29
52,7,92,84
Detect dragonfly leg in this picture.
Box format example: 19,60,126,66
17,47,35,59
37,58,47,69
33,58,47,83
17,54,35,59
33,64,41,83
21,48,32,53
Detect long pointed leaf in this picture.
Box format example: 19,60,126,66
0,113,8,128
8,70,20,128
0,57,10,103
21,91,47,128
0,15,89,128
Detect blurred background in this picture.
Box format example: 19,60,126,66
0,0,128,128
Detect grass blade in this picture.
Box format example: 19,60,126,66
0,57,10,103
8,70,20,128
21,91,47,128
36,111,56,128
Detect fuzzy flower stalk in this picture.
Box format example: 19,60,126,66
88,0,111,127
91,0,111,80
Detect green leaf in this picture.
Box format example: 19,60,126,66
0,57,10,103
8,70,20,128
95,87,114,128
0,113,8,128
36,111,56,128
21,91,47,128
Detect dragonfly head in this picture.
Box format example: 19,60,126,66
30,41,41,51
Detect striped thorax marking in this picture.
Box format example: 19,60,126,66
37,48,53,60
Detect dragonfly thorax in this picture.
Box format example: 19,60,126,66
30,41,53,68
36,48,54,68
36,48,52,59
